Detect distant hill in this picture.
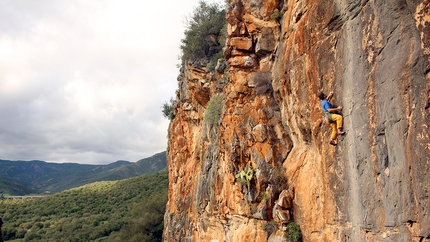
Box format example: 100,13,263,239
0,151,166,194
0,177,36,195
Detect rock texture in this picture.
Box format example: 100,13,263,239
163,0,430,241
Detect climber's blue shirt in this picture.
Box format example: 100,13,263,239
321,100,333,113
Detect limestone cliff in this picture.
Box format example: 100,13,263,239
163,0,430,241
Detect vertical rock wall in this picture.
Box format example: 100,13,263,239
163,0,430,241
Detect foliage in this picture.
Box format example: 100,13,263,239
258,191,269,202
0,177,36,196
204,95,223,126
207,50,226,73
262,220,278,236
212,47,225,61
0,172,168,242
286,222,302,242
235,165,254,188
205,62,214,73
205,49,225,73
162,98,176,121
180,0,226,64
270,10,283,21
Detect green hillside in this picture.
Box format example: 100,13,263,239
0,151,167,194
0,171,168,242
0,178,36,196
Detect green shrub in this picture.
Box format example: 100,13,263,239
205,62,214,73
162,98,175,121
235,165,254,187
259,191,269,202
206,50,225,73
204,95,223,126
270,10,283,21
212,49,225,61
180,1,226,64
286,222,302,242
262,220,278,235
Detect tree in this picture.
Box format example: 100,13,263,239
180,0,226,64
162,98,175,121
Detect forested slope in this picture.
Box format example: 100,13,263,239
0,171,168,242
0,151,166,194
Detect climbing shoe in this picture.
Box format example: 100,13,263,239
329,140,337,146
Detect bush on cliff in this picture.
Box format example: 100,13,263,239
162,98,175,121
180,0,226,64
286,222,302,242
204,95,223,126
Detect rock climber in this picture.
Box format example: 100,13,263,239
318,91,346,146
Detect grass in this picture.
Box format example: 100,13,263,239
204,95,223,126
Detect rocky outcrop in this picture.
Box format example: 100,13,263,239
163,0,430,241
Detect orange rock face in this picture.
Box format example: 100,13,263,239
164,0,430,241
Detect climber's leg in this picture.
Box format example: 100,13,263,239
331,114,345,135
330,122,338,142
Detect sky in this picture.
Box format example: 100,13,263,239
0,0,222,165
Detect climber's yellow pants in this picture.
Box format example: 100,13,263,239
330,114,343,140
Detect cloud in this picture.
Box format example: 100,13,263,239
0,0,222,164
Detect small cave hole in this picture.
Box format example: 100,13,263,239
295,12,303,23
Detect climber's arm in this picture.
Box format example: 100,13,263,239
327,106,342,113
326,92,342,113
326,91,334,101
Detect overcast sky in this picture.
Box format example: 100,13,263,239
0,0,222,165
